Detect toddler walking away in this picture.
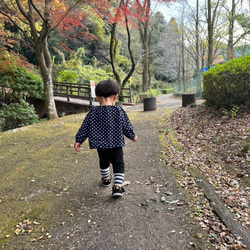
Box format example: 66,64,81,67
74,79,137,197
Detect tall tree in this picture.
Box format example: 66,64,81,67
227,0,237,59
0,0,83,119
235,13,250,45
222,0,249,60
89,0,178,94
178,0,204,96
206,0,222,66
156,18,180,82
135,0,177,92
136,0,151,92
195,0,200,74
148,12,167,85
180,11,185,89
86,0,138,101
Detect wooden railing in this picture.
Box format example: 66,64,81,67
53,81,133,106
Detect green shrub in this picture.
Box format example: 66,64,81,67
162,88,174,94
137,89,160,103
203,55,250,109
0,67,44,101
0,67,43,99
2,100,39,130
58,70,79,83
58,66,113,84
146,89,159,97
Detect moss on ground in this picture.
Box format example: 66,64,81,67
0,114,90,245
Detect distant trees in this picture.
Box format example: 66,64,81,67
156,18,180,83
135,0,177,92
84,0,174,94
160,0,249,79
222,0,250,60
81,0,138,96
206,0,222,66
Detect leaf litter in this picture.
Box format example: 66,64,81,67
160,105,249,249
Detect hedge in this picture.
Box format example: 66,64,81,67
203,55,250,109
162,88,174,94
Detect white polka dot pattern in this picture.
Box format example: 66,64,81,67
75,106,136,149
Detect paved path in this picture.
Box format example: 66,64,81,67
37,106,213,249
124,94,204,112
0,94,211,250
54,93,202,112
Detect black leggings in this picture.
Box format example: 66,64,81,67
97,147,124,174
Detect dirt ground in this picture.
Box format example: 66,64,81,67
1,95,215,249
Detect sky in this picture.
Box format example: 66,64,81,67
155,0,197,22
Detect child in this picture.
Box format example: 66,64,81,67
74,79,137,197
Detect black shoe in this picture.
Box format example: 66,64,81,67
112,185,125,197
101,176,112,187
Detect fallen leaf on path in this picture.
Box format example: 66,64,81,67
121,180,131,187
164,191,173,196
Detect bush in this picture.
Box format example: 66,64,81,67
203,55,250,109
58,70,79,83
162,88,174,94
137,89,160,103
2,100,39,130
0,67,44,101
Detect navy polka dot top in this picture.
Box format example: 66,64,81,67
75,106,136,149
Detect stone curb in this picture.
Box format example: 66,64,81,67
192,172,250,248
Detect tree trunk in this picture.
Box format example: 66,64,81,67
207,0,221,67
35,40,58,119
181,30,186,92
142,53,149,92
195,0,202,98
18,0,58,119
227,0,236,60
195,0,200,73
141,26,150,92
110,23,121,85
120,12,136,101
207,0,214,67
137,0,151,93
178,46,181,88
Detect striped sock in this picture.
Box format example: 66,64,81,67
100,167,110,179
114,173,124,187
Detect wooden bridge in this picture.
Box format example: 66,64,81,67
53,81,134,106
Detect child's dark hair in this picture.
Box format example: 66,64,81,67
95,79,120,97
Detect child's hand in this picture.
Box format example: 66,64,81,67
74,142,82,152
133,135,138,142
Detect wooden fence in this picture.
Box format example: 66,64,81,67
53,81,133,106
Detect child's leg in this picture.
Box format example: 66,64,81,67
110,147,124,187
97,149,111,179
114,173,124,187
111,148,125,197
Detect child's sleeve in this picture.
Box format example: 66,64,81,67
75,113,90,144
121,109,136,140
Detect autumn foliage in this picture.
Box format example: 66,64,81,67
0,47,36,74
